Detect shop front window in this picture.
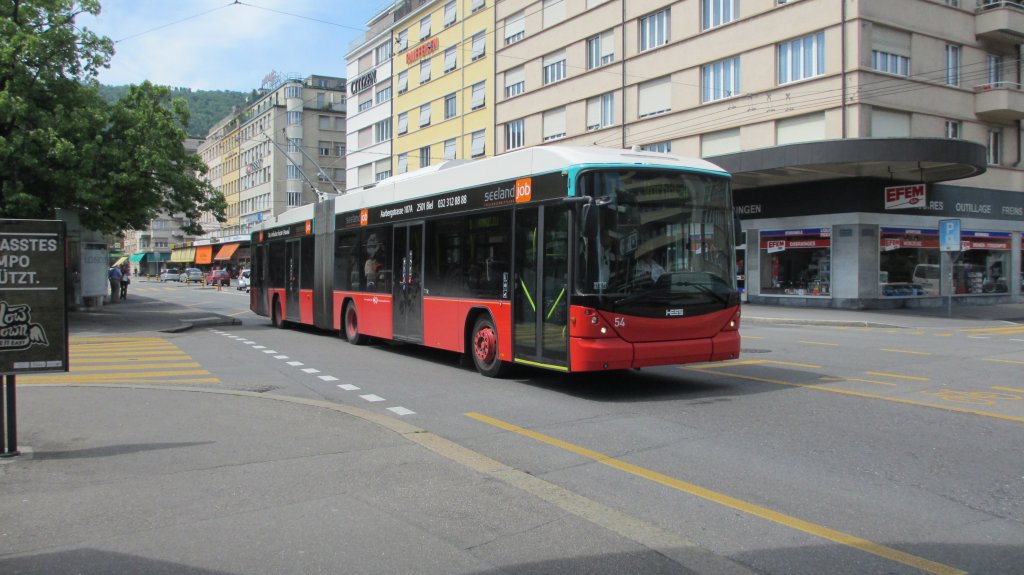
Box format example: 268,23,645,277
953,231,1011,294
760,228,831,296
879,228,939,296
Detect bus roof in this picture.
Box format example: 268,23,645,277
262,145,728,230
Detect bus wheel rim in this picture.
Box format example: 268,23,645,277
474,326,496,364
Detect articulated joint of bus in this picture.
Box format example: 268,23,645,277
567,305,741,371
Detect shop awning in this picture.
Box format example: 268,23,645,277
213,243,240,261
129,253,146,263
149,252,170,262
112,256,128,267
195,245,214,265
169,248,196,263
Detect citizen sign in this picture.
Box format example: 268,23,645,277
348,70,377,95
884,184,926,210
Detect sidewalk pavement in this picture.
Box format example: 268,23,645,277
0,297,755,575
742,300,1024,329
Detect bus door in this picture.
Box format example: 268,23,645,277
253,242,267,316
513,204,569,370
285,239,301,322
392,222,424,343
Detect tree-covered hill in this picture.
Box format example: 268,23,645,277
98,85,253,138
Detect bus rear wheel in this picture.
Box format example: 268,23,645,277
271,299,285,329
471,316,510,378
344,303,369,345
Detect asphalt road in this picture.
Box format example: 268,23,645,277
42,280,1024,574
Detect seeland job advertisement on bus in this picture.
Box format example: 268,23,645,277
0,219,68,375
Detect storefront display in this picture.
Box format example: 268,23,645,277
953,231,1011,294
760,228,831,296
879,228,939,296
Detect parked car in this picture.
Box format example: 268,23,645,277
159,268,180,282
206,269,231,287
237,269,251,292
179,268,204,283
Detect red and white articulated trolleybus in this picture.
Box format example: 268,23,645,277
250,146,740,377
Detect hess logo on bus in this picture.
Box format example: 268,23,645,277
514,178,532,203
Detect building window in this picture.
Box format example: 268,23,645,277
640,9,669,51
505,66,525,97
987,54,1004,86
702,56,740,102
471,129,486,157
872,50,909,76
376,167,392,181
288,111,302,125
945,45,960,86
444,138,456,160
543,107,566,141
543,0,566,28
419,102,431,127
397,29,408,52
374,118,392,143
760,228,832,296
638,76,671,117
335,142,346,156
375,41,392,64
640,142,672,153
444,93,457,119
587,92,614,130
505,119,525,150
419,145,431,168
778,31,824,84
444,47,457,72
319,141,331,155
420,58,431,83
288,165,300,180
288,191,301,206
420,14,431,40
879,228,939,297
288,138,300,153
471,81,486,110
285,85,300,98
397,70,408,94
543,50,567,85
702,0,736,30
505,11,525,45
397,112,408,135
587,30,614,69
944,120,960,139
397,153,408,174
471,0,484,13
376,86,392,104
471,31,486,61
358,99,372,112
988,129,1001,165
444,1,457,27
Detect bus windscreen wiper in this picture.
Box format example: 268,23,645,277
669,280,729,307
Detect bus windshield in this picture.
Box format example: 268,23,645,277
576,169,737,318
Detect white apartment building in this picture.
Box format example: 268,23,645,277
345,18,397,188
345,0,1023,308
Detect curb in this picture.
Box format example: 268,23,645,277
161,315,242,333
743,316,906,329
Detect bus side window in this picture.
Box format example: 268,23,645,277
335,231,360,291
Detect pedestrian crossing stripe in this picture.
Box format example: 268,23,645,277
20,337,220,386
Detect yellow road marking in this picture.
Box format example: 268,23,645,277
71,350,184,358
71,355,191,364
993,386,1024,393
70,337,163,343
961,325,1024,333
19,370,212,384
685,368,1024,424
983,358,1024,365
880,348,931,356
466,412,965,575
228,309,253,317
866,372,929,381
741,335,764,339
846,378,898,387
689,359,822,369
933,333,954,337
71,362,200,372
799,340,839,347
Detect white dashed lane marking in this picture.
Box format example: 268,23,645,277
319,375,339,382
338,384,360,391
286,361,304,366
302,368,320,374
387,407,416,416
360,394,386,403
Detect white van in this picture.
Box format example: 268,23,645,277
912,264,940,295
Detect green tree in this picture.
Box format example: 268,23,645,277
0,0,226,235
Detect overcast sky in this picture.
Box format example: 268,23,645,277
79,0,388,91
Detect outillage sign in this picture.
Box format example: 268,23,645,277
0,219,68,375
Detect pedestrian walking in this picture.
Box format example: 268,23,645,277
108,266,122,303
120,266,131,300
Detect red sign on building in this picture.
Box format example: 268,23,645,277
884,184,926,210
406,38,439,64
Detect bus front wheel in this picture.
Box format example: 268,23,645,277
344,303,369,345
471,316,510,378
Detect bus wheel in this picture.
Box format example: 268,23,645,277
344,303,369,345
471,316,509,378
271,299,285,329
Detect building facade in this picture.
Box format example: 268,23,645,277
345,0,1023,308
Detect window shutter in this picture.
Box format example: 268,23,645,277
600,30,614,59
472,82,485,109
776,112,826,145
543,108,566,140
505,67,524,88
505,12,525,40
873,26,910,56
701,128,740,156
397,112,408,134
870,109,911,137
444,47,456,71
397,153,408,174
358,164,372,185
471,33,485,59
543,0,566,27
543,49,565,67
471,131,485,156
420,103,431,127
587,98,600,129
397,71,408,92
638,76,671,117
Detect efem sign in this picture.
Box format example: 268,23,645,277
0,219,67,375
884,184,926,210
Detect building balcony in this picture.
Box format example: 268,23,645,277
975,1,1024,45
974,82,1024,121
